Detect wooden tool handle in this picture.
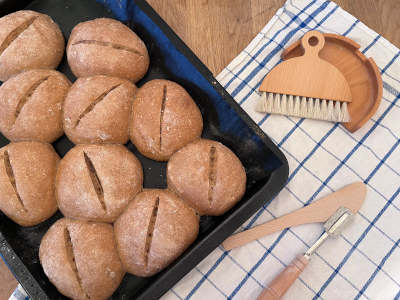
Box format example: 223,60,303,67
222,213,313,251
257,255,309,300
222,182,366,251
301,31,325,56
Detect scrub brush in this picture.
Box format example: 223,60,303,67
256,31,352,122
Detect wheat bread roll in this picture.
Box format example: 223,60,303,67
0,10,64,81
114,189,199,277
129,79,203,161
63,75,136,144
56,144,143,223
167,139,246,216
39,218,124,300
67,18,149,82
0,142,59,226
0,69,70,143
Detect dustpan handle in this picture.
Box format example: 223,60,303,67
301,31,325,57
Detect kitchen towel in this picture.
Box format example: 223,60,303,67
10,0,400,299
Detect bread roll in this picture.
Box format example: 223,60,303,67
0,10,64,81
63,76,136,144
39,218,124,300
0,142,59,226
167,139,246,216
130,79,203,161
114,189,199,277
0,69,70,143
67,18,149,82
56,144,143,223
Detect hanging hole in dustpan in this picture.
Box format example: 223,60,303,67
308,36,319,46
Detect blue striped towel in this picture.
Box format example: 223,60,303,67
10,0,400,299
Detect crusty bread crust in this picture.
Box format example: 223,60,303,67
56,144,143,223
63,75,136,144
0,141,59,226
130,79,203,161
0,10,64,81
0,69,71,143
67,18,149,82
39,218,124,300
167,139,246,216
114,189,199,277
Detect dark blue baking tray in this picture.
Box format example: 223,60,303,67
0,0,288,299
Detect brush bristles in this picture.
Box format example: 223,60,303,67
256,92,350,122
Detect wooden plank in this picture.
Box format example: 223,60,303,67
0,257,17,300
147,0,400,75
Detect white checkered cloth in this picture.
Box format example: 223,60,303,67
10,0,400,299
9,284,27,300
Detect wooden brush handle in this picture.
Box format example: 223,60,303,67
301,31,325,56
257,255,309,300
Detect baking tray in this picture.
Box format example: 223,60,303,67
0,0,289,299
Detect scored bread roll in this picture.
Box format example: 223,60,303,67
0,142,59,226
114,189,199,277
39,218,125,300
56,144,143,223
67,18,149,82
0,69,71,143
0,10,64,81
63,76,136,144
167,139,246,216
129,79,203,161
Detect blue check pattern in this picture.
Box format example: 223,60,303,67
10,0,400,299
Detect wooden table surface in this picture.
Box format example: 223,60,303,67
1,0,399,299
148,0,400,75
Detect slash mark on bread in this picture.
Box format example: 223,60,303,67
75,84,122,128
0,16,38,57
144,197,160,267
72,40,144,56
159,85,167,150
64,226,90,300
83,152,106,212
3,151,26,212
208,146,217,206
14,76,50,122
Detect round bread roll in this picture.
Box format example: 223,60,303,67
39,218,124,300
0,10,64,81
130,79,203,161
0,69,71,143
67,18,149,82
167,139,246,216
0,142,59,226
56,144,143,223
63,76,136,144
114,189,199,277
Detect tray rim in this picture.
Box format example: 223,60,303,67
0,0,289,299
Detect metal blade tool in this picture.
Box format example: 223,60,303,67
257,207,354,300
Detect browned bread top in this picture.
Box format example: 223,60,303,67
63,75,136,144
130,79,203,161
39,218,125,300
0,141,59,226
114,189,199,277
56,144,143,223
167,139,246,216
0,10,64,81
0,69,71,143
67,18,149,82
